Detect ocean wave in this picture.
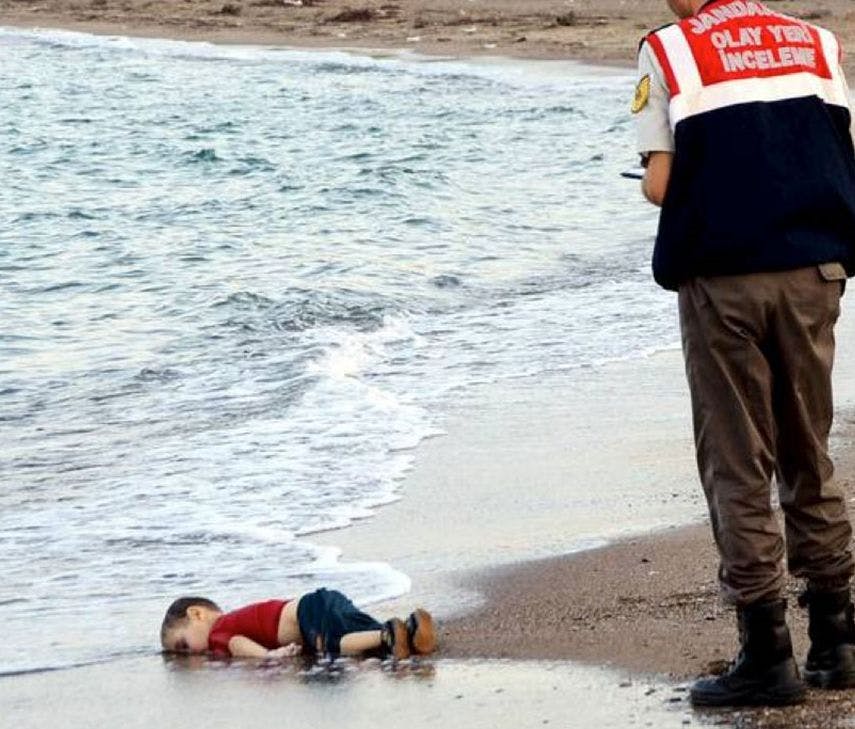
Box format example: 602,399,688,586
212,288,404,335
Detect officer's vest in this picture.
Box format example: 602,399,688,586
645,0,855,291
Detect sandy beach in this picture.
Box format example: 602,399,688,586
3,1,855,74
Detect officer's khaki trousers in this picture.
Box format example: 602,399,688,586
679,266,854,606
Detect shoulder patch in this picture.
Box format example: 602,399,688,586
631,74,651,114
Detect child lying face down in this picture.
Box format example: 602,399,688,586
160,587,436,661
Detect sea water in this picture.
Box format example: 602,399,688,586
0,28,674,674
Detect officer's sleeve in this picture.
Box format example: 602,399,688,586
635,41,674,159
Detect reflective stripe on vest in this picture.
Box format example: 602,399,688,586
647,0,849,130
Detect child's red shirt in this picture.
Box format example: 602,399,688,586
208,599,289,656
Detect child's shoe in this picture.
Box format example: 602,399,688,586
382,618,410,660
407,608,437,655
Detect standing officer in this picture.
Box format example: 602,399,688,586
635,0,855,707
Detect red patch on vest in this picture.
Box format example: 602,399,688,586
683,13,831,87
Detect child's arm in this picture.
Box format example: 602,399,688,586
227,635,275,659
227,635,301,659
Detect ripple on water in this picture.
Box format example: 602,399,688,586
186,147,220,163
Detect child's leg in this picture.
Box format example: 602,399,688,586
339,630,383,655
299,588,385,657
326,595,385,656
326,593,414,659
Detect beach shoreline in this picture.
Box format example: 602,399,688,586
2,1,855,75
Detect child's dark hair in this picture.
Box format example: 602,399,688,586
160,596,221,642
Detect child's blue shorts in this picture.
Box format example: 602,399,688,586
297,588,383,657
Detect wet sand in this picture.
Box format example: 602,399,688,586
0,654,701,729
3,1,855,75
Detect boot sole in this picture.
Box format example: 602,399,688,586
690,685,806,708
409,609,437,655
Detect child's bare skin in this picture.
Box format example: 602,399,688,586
163,598,306,658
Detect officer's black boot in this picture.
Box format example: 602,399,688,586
690,599,805,707
801,587,855,689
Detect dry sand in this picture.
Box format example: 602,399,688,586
3,1,855,75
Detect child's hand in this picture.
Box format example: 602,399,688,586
266,643,301,660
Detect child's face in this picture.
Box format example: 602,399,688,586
164,622,209,653
162,609,215,654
